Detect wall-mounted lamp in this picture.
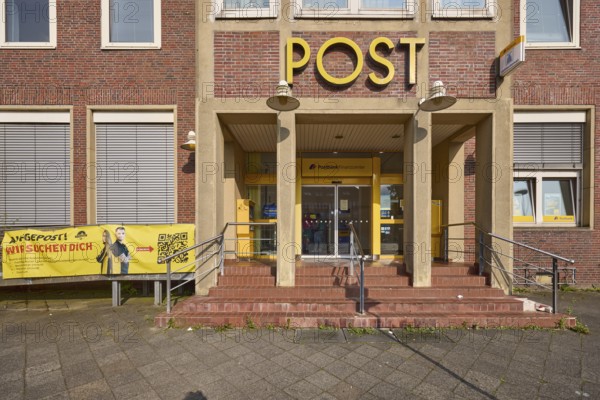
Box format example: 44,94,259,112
266,80,300,111
180,131,196,151
418,81,457,112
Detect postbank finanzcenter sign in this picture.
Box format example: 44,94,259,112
286,37,426,86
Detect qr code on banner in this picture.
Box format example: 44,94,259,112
157,232,189,263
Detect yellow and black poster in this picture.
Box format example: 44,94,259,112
1,224,195,279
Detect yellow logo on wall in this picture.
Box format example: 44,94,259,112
542,216,575,223
2,224,195,279
301,158,373,178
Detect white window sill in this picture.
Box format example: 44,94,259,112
294,12,414,19
0,43,56,49
514,224,581,229
525,44,582,50
216,9,277,18
101,44,162,50
431,11,495,19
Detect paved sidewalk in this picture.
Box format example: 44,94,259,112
0,288,599,400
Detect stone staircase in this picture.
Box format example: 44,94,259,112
155,259,574,329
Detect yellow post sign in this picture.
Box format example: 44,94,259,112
1,224,195,279
286,36,426,86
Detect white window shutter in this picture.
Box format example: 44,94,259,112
0,124,70,227
95,124,175,224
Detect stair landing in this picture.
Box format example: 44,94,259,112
155,260,574,329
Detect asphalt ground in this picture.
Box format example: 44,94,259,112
0,285,599,400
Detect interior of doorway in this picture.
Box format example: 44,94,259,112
301,185,372,257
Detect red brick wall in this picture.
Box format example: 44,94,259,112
429,31,496,99
507,0,599,284
213,31,280,99
289,31,418,99
0,1,196,225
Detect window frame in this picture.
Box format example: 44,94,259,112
513,109,591,228
520,0,580,49
0,0,57,49
432,0,497,19
101,0,162,50
293,0,416,19
513,171,580,227
0,109,73,228
215,0,277,19
90,110,176,225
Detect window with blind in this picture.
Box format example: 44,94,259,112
514,123,583,166
0,123,70,227
95,123,174,224
513,116,585,226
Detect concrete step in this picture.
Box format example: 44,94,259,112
222,266,274,276
178,296,523,314
295,266,402,276
155,310,575,329
218,276,276,286
431,266,477,275
181,298,357,313
432,275,486,287
207,286,508,299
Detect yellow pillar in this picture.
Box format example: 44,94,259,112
276,112,297,286
372,157,381,259
195,111,224,295
404,111,432,286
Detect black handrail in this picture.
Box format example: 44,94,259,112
348,222,365,315
441,221,575,314
161,222,277,314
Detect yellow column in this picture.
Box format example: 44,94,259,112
475,100,513,293
404,111,432,287
195,110,224,295
295,158,302,259
372,157,381,259
276,112,297,286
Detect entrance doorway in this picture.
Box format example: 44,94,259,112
301,185,371,257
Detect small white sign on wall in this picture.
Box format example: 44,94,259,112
499,36,525,77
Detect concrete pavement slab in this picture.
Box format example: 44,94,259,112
0,288,598,399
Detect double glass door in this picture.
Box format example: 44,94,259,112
301,185,371,257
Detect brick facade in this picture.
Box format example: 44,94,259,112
505,0,600,284
0,0,196,226
213,31,280,99
428,31,497,99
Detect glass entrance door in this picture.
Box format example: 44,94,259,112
302,185,371,257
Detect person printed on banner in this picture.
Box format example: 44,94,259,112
111,226,130,274
96,229,113,275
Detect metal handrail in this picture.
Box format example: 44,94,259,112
158,233,224,264
441,222,574,265
441,221,576,314
162,222,277,314
348,222,365,315
488,232,575,265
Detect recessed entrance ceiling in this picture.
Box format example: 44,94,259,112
220,113,474,153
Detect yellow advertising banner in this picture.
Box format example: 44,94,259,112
1,224,195,279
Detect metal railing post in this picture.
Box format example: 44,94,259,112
350,230,355,276
220,239,225,276
478,231,484,276
552,257,558,314
442,227,448,262
166,260,172,314
359,256,365,315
